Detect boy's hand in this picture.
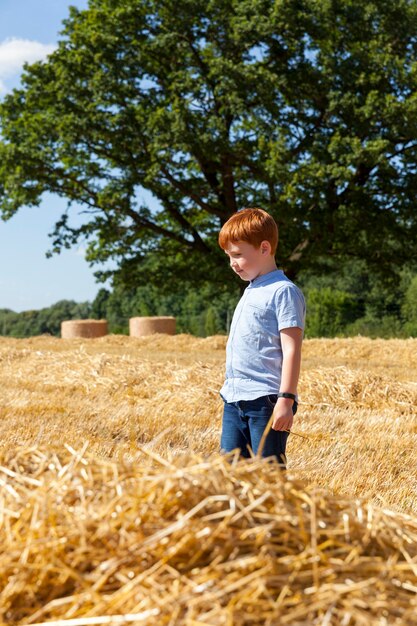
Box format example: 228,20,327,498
271,398,294,431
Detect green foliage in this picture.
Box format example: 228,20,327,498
205,306,221,337
345,315,403,339
90,288,110,320
2,0,417,293
0,300,91,337
299,260,417,338
305,287,359,337
401,275,417,337
2,265,417,339
91,281,240,336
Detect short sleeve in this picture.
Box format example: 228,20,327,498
274,284,306,331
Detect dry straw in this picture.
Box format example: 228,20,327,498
0,443,416,625
0,334,416,516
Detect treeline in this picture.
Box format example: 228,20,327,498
2,262,417,339
300,261,417,338
0,301,91,338
0,285,238,338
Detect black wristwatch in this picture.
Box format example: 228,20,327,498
277,392,296,400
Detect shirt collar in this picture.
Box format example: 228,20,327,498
249,269,283,287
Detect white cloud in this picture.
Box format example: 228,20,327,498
0,38,56,94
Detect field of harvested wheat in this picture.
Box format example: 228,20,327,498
0,334,416,625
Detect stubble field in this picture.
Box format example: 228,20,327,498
0,334,416,625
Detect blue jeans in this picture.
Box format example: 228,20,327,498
220,394,298,466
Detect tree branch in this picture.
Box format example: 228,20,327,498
149,185,212,253
123,205,199,249
160,165,226,218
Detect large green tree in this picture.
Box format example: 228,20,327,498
1,0,417,289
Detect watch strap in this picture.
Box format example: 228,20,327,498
277,392,296,401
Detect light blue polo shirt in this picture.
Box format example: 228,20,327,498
220,269,306,403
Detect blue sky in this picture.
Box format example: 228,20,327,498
0,0,108,312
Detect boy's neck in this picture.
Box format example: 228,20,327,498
254,259,278,280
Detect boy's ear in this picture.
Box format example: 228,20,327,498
261,240,271,254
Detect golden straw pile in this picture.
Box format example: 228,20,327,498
1,444,416,626
0,334,416,624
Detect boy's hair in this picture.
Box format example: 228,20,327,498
218,208,278,255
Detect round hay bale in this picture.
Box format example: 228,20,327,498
61,319,108,339
129,316,176,337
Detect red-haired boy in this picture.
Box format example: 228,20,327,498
218,208,306,466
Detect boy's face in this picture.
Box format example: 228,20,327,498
224,240,271,281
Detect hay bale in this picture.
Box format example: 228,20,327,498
129,316,176,336
61,319,108,339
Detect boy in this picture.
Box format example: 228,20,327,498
218,208,306,466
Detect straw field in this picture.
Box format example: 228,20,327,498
0,334,416,625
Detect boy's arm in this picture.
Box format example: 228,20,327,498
272,326,303,432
